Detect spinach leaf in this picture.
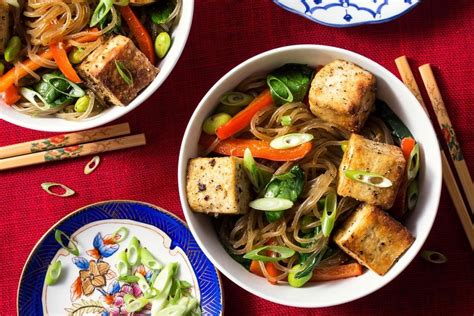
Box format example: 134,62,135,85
150,0,176,25
267,64,314,106
263,166,305,222
374,100,412,143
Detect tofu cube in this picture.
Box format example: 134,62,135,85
0,1,9,54
309,60,376,132
337,134,406,209
78,35,159,106
334,203,415,276
186,157,252,215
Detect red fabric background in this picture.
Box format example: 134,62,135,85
1,1,473,315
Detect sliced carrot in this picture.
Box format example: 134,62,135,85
3,85,21,105
119,6,156,65
249,260,279,285
50,42,82,83
216,89,273,140
310,263,364,282
401,137,416,161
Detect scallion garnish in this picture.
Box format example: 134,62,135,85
407,143,420,181
294,245,327,280
249,197,293,212
420,250,447,264
321,191,337,237
45,260,62,285
42,74,85,98
407,180,419,211
21,88,57,109
84,156,100,175
41,182,76,197
127,236,141,266
135,272,150,293
112,226,129,243
115,60,133,86
140,247,163,270
344,170,393,188
219,91,254,107
125,297,149,313
243,148,272,193
118,275,140,283
243,245,295,262
340,141,348,152
288,263,311,288
116,250,129,277
54,230,79,256
280,115,292,127
90,0,113,27
270,133,314,150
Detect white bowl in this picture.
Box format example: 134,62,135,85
178,45,442,308
0,1,194,132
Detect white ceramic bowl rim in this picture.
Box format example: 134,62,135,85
0,1,194,132
178,45,442,308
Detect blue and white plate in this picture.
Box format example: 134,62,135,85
274,0,420,27
18,200,223,316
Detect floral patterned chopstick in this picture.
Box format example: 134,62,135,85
0,122,131,159
0,134,146,171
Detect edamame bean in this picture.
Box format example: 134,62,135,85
154,32,171,59
202,113,232,135
5,36,22,62
288,264,312,288
74,95,90,113
0,62,4,76
68,48,85,64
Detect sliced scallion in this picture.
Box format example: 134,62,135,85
123,293,135,305
407,143,420,181
321,191,337,237
127,236,141,266
270,133,314,150
41,182,76,197
45,260,62,285
115,60,133,86
54,230,79,256
21,88,56,109
294,245,327,279
420,250,447,264
112,226,129,243
156,305,186,315
340,141,348,152
90,0,113,27
43,74,85,98
141,247,163,270
84,156,100,175
407,180,419,211
113,0,129,5
267,75,293,105
125,297,149,313
116,250,129,277
135,272,150,293
280,115,292,127
243,148,272,193
118,275,140,283
219,91,253,107
243,245,295,262
249,197,293,212
288,263,311,288
344,170,393,188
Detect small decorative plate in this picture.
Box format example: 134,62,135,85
17,201,223,316
273,0,420,27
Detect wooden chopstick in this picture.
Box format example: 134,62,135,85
419,64,474,215
0,122,131,159
395,56,474,250
0,134,146,171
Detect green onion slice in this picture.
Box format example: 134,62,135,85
157,306,186,315
123,293,135,305
54,230,79,256
90,0,113,27
340,141,348,152
135,272,150,293
125,297,149,313
243,245,295,262
113,0,129,6
84,155,100,175
115,60,133,86
243,148,272,193
41,182,76,197
288,263,311,288
344,170,393,188
127,236,141,266
407,180,419,211
407,143,420,181
267,75,293,104
20,87,56,109
270,133,314,150
45,260,62,285
116,250,129,277
249,197,293,212
42,74,85,98
112,226,129,243
420,250,447,264
219,91,253,107
140,247,163,270
144,287,159,299
321,191,337,237
180,280,192,289
295,245,327,279
281,115,292,127
6,0,20,8
119,275,140,283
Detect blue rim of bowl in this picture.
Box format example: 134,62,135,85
17,200,224,316
273,0,420,28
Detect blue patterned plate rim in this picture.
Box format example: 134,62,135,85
17,200,224,316
273,0,420,28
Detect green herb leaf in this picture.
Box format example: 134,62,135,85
115,60,133,86
90,0,114,27
266,64,314,106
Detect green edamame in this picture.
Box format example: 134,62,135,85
288,263,312,288
68,48,85,64
154,32,171,59
74,95,90,113
202,113,232,135
5,36,22,62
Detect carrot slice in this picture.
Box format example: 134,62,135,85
401,137,416,161
310,263,364,282
119,6,156,65
249,260,280,285
216,89,273,140
50,42,82,83
3,85,21,105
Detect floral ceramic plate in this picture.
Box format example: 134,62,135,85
17,200,223,315
273,0,420,27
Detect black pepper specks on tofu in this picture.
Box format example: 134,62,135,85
309,60,376,132
337,134,406,209
186,157,252,215
334,203,415,276
77,35,159,106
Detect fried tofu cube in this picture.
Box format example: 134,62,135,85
78,35,159,106
186,157,252,215
337,134,406,209
334,203,415,276
0,1,10,54
309,60,376,132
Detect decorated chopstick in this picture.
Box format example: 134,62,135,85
0,134,146,171
419,64,474,215
395,56,474,250
0,122,130,159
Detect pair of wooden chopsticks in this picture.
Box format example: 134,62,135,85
0,123,146,171
395,56,474,250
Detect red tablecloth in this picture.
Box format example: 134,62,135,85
1,1,474,315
